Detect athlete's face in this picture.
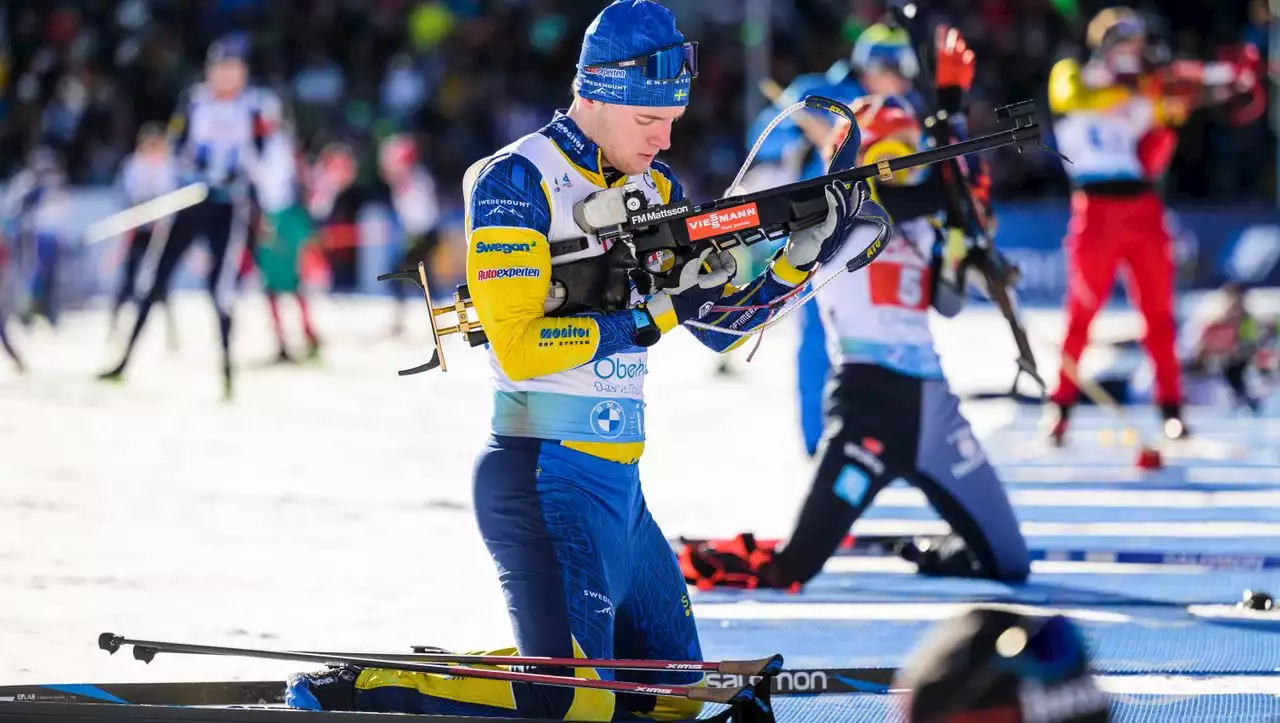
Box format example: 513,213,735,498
207,59,247,96
1106,37,1146,77
139,136,167,159
590,100,685,176
862,68,912,99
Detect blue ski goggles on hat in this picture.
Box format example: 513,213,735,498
1103,17,1145,47
586,42,698,81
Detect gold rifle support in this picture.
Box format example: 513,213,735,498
376,262,483,376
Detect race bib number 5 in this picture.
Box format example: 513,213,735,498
868,262,929,310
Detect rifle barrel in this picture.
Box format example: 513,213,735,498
849,125,1040,183
709,119,1039,215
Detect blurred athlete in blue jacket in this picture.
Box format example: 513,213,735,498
742,24,928,456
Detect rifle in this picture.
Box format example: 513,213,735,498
381,94,1047,376
889,3,1060,398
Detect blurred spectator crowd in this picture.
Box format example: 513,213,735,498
0,0,1275,216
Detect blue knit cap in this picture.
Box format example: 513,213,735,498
574,1,693,107
207,33,251,64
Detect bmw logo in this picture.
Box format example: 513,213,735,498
590,400,627,439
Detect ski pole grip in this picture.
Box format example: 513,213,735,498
691,684,755,705
719,655,785,677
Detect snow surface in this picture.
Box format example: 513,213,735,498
0,293,1238,685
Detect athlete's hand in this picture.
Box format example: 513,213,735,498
782,180,872,272
644,247,737,325
936,25,975,92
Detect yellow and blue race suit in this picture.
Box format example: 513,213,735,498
348,112,812,721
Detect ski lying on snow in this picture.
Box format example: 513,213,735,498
0,700,629,723
0,665,898,710
0,681,285,707
0,667,895,707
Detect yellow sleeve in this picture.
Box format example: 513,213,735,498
466,153,607,382
1048,58,1131,115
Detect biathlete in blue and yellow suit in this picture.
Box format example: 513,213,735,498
285,1,870,720
748,24,933,457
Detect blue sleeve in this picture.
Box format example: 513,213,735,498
468,153,552,236
746,107,804,166
789,78,866,181
683,251,808,353
585,310,647,360
745,73,835,165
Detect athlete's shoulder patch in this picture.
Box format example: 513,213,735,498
469,152,551,236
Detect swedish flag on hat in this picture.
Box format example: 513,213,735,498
574,1,696,107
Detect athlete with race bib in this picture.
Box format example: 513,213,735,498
99,33,284,400
740,23,916,451
681,27,1031,590
1044,7,1260,444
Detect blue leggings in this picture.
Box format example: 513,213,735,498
797,298,831,457
356,436,704,720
